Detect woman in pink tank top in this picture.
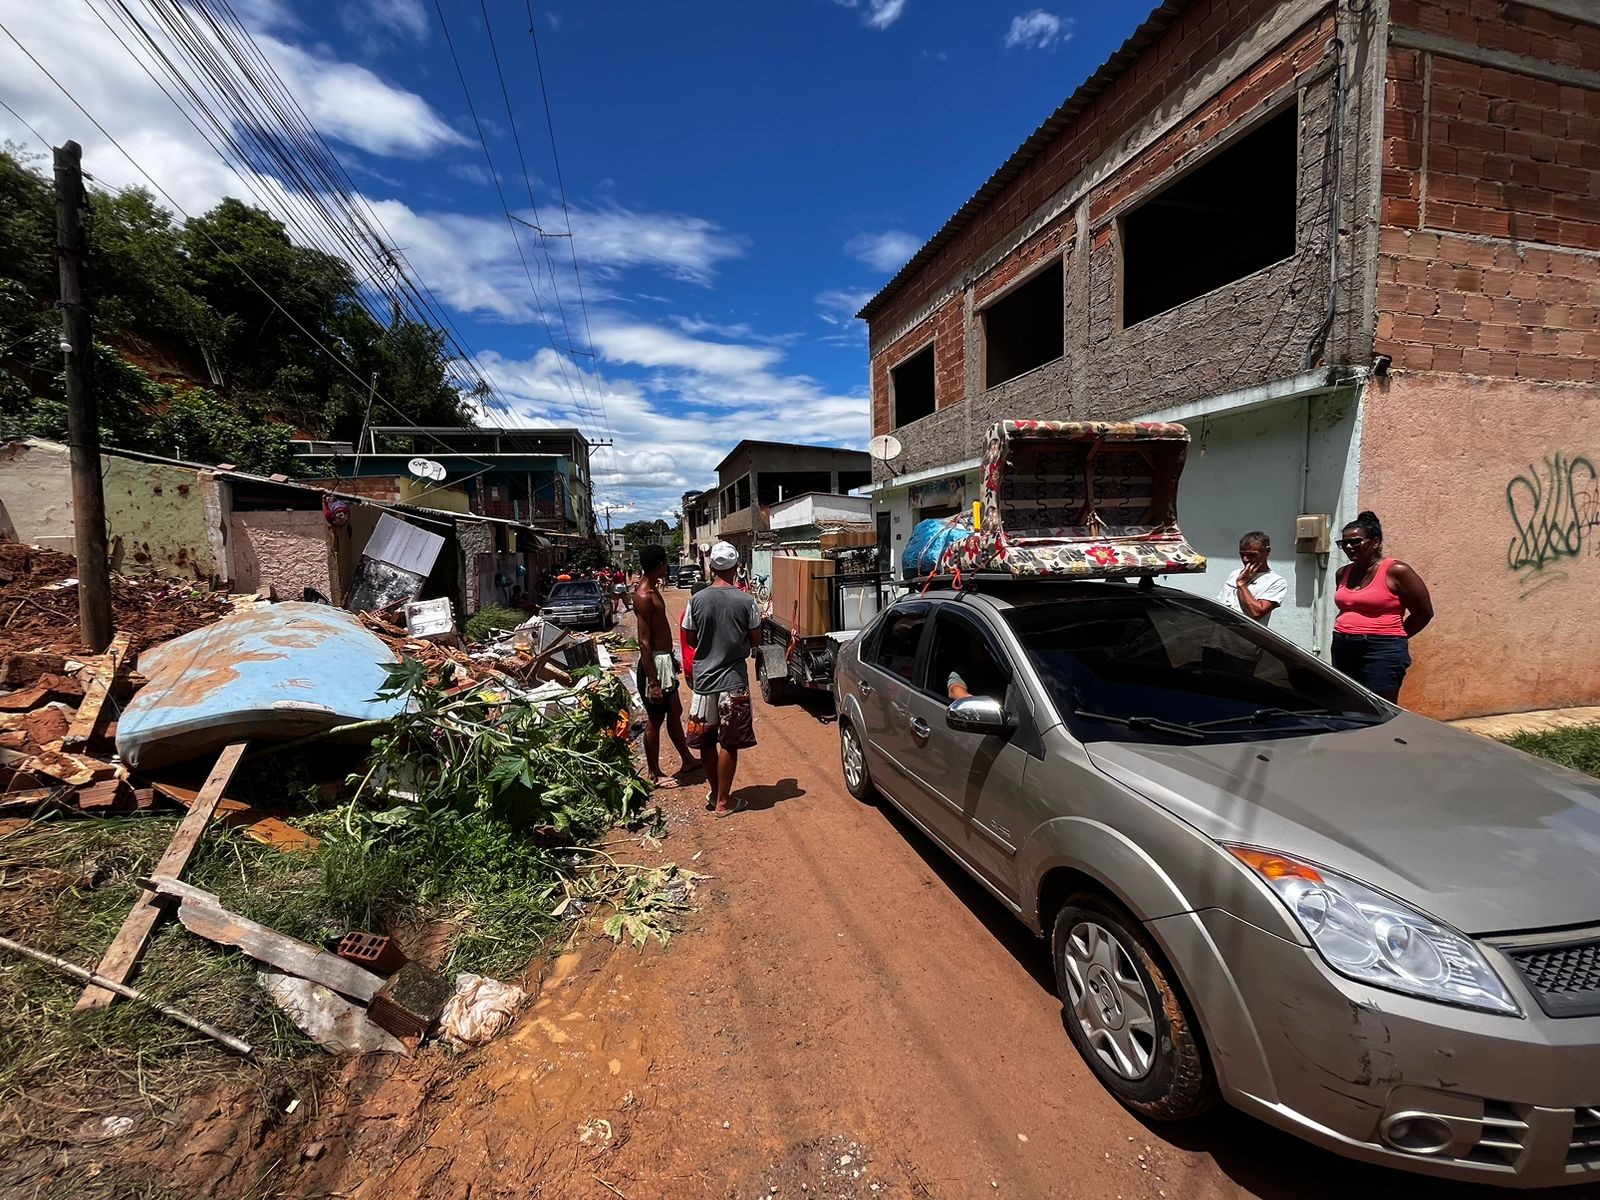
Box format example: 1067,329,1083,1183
1331,511,1434,701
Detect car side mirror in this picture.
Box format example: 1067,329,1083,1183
947,696,1010,736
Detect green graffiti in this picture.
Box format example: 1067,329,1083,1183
1506,453,1599,575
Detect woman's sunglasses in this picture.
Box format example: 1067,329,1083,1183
1335,537,1369,551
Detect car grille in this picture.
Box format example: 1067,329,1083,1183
1505,938,1600,1018
1572,1106,1600,1168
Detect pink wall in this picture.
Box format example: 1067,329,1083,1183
1359,373,1600,719
230,510,333,600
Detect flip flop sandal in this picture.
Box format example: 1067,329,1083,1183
652,777,682,790
704,792,715,812
713,797,749,820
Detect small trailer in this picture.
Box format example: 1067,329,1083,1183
754,541,896,705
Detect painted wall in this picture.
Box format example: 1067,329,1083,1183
0,440,76,552
229,510,332,599
1159,391,1361,657
0,442,219,579
1359,373,1600,719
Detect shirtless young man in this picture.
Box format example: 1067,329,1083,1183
633,545,698,789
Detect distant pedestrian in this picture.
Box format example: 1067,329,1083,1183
1332,510,1433,702
683,541,762,818
632,546,699,790
1217,531,1288,625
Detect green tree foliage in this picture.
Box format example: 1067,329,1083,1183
0,149,470,470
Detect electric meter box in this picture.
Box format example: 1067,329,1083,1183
1296,513,1332,554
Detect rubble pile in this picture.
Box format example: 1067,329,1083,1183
0,542,231,659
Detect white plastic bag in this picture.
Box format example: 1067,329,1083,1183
438,973,527,1046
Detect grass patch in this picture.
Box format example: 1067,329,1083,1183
0,658,680,1143
1503,722,1600,780
464,603,524,644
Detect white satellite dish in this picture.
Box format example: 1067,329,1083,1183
868,434,903,476
407,457,447,482
699,542,711,554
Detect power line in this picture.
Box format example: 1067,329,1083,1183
0,17,493,471
475,0,605,443
524,1,614,445
429,0,598,442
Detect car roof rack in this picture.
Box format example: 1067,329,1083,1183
910,571,1160,594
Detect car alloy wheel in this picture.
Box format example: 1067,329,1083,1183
1061,920,1156,1081
1051,899,1216,1121
839,719,875,803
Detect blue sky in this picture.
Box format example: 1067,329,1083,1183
0,0,1157,520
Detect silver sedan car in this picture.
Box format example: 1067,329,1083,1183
832,580,1600,1188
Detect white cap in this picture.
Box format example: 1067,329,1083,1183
708,541,739,571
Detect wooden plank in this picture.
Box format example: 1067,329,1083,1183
74,741,248,1012
144,874,383,1003
152,780,320,852
62,632,132,750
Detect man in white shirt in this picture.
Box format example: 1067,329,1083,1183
1218,531,1288,624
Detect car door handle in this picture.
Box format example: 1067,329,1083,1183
909,716,930,740
858,680,873,697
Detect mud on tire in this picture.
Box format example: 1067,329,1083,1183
1051,896,1217,1121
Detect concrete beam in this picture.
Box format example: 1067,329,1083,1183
1389,26,1600,91
1134,366,1368,426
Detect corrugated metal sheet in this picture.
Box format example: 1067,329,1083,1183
363,512,446,575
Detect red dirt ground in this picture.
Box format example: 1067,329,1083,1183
56,591,1600,1199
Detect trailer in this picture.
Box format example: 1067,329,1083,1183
754,544,895,705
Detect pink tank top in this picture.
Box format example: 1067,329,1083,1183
1334,558,1406,636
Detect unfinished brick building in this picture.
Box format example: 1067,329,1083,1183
859,0,1598,719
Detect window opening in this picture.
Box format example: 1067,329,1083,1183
1121,105,1298,326
872,607,929,683
928,611,1008,703
983,258,1064,388
891,345,936,428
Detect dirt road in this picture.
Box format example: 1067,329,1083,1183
137,588,1600,1199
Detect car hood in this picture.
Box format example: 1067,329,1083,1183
1085,713,1600,935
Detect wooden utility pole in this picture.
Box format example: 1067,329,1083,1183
54,141,113,653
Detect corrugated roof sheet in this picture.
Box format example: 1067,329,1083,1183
856,1,1192,323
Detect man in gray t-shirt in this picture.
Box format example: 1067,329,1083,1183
682,542,762,817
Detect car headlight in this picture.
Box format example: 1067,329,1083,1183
1227,846,1519,1016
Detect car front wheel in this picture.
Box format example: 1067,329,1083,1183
839,717,876,803
1051,898,1216,1121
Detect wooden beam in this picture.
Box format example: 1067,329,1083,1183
152,780,320,852
62,631,132,750
74,741,247,1012
144,874,383,1003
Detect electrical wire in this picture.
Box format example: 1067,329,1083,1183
524,0,614,446
0,17,492,470
475,0,604,442
429,0,597,441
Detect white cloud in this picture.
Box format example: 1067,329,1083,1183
845,230,921,274
833,0,909,31
816,288,873,326
1004,10,1072,51
341,0,430,52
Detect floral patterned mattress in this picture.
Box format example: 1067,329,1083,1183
936,420,1206,579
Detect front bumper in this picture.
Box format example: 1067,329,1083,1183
1151,909,1600,1188
544,609,602,626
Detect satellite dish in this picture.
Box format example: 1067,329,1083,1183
868,434,903,476
407,457,446,482
699,542,711,554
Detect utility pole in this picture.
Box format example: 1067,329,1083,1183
54,142,113,653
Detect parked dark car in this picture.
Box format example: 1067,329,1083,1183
676,564,703,588
834,578,1600,1188
540,580,613,631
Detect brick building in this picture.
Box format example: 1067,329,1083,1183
714,440,872,578
859,0,1598,719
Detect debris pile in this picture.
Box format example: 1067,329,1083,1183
0,542,231,658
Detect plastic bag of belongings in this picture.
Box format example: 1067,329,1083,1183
904,420,1207,581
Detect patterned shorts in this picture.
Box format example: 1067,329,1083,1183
685,688,756,751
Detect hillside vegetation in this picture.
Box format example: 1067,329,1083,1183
0,146,472,473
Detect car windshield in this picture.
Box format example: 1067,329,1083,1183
549,582,600,601
1004,592,1391,744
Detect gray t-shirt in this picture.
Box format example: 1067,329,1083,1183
683,585,761,694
